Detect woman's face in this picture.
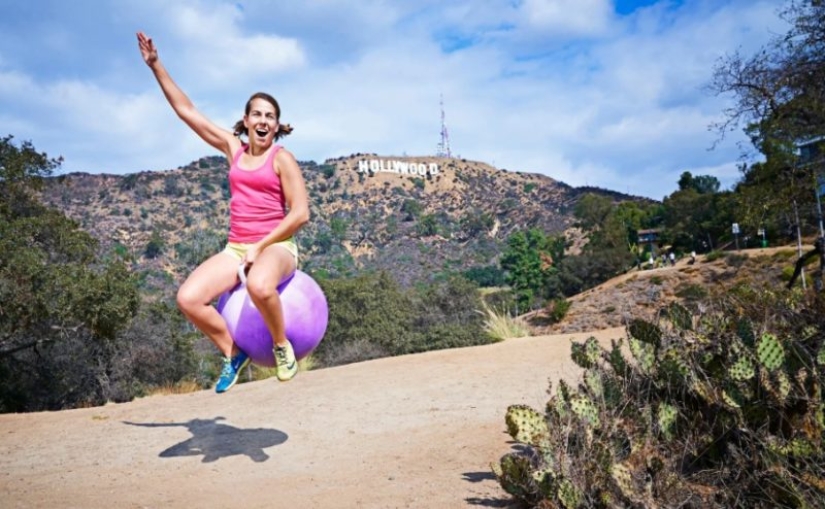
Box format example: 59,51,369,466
244,98,279,147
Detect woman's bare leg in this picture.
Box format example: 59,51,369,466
244,245,297,348
176,252,241,357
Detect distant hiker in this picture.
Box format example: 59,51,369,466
669,252,676,266
690,251,696,265
137,32,309,391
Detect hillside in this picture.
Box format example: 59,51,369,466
39,153,639,290
528,244,814,334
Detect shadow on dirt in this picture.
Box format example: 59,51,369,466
463,471,513,507
123,416,288,463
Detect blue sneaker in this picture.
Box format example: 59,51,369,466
215,351,250,393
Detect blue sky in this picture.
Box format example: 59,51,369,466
0,0,786,199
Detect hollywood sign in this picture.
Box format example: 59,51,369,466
357,159,440,176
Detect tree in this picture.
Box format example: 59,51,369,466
416,214,438,236
0,135,140,411
400,199,422,221
710,1,825,228
315,272,417,366
573,193,614,232
144,229,165,259
500,229,556,310
711,1,825,147
678,171,721,194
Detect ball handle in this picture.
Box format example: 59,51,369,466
237,263,248,286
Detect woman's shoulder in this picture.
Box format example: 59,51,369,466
274,145,297,163
226,137,245,161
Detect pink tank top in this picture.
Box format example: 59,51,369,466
228,145,286,243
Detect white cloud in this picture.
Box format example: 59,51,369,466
520,0,614,35
149,1,306,85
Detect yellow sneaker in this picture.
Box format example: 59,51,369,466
274,341,298,381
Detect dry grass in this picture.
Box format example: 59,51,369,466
482,304,530,340
146,380,203,396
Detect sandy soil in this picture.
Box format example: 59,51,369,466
0,327,626,509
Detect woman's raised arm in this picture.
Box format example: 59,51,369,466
137,32,237,158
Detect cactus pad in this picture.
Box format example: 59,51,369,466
721,384,745,409
571,395,600,427
736,319,756,347
557,477,581,509
584,370,604,399
657,403,678,440
608,340,631,378
571,336,601,369
611,463,635,500
629,338,656,373
817,343,825,366
505,404,549,445
628,319,662,347
493,453,536,499
660,347,691,379
756,333,785,371
729,355,755,381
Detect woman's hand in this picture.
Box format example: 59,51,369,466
137,32,158,67
242,243,265,267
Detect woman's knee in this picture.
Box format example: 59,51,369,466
176,285,203,313
246,274,278,301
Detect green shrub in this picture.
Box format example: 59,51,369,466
546,298,571,324
705,250,724,262
675,283,708,301
316,273,493,367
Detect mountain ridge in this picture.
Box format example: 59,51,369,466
40,153,646,289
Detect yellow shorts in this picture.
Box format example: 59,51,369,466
223,238,298,263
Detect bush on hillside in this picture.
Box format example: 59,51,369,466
315,272,493,367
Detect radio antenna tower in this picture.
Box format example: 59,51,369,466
436,94,452,158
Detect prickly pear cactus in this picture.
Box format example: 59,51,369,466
737,318,756,347
493,289,825,508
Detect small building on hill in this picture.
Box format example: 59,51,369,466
637,228,661,245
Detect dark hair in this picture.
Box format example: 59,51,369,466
232,92,294,140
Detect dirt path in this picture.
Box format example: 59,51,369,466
0,327,625,509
